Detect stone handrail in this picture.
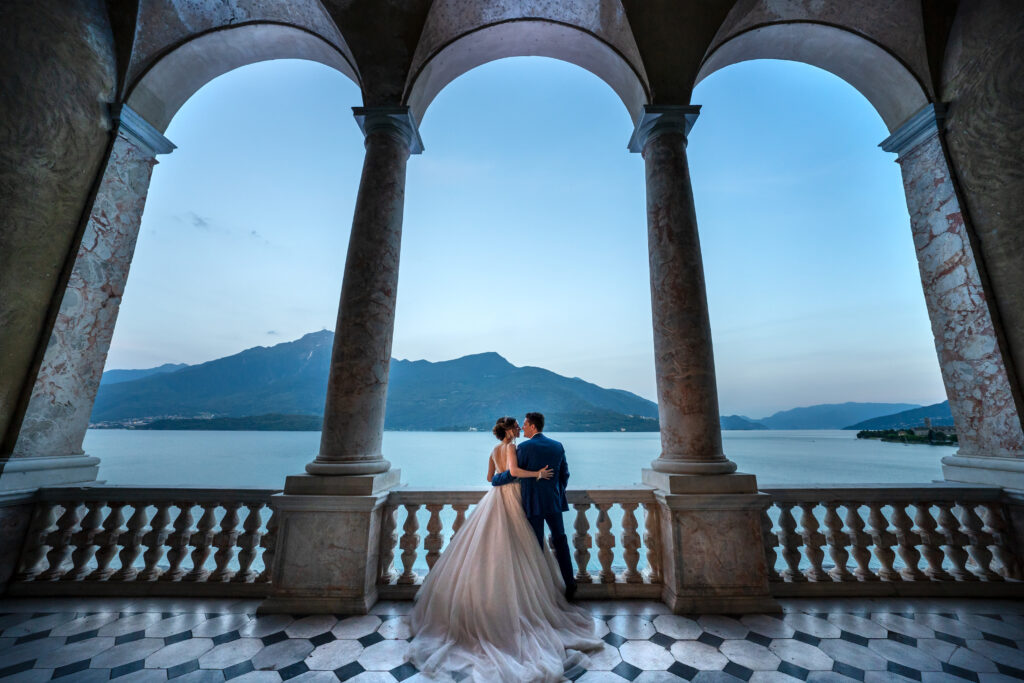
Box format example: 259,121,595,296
377,486,663,599
9,486,280,597
759,484,1022,597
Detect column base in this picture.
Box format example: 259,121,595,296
259,591,379,615
650,458,738,476
642,469,757,494
661,587,781,614
0,455,100,492
285,469,401,495
942,454,1024,491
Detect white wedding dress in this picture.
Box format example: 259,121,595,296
407,474,602,681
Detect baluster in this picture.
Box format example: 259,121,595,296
824,503,853,581
573,504,593,583
424,504,444,570
257,506,277,583
185,503,218,581
64,501,103,581
15,503,59,580
87,502,126,580
112,505,150,581
38,503,82,580
596,503,615,583
761,509,780,581
799,503,828,581
139,503,171,581
776,503,805,582
914,503,951,580
397,504,421,584
845,504,876,581
960,503,1000,580
162,503,195,581
378,505,398,584
621,503,642,583
891,503,925,580
451,504,468,539
981,503,1019,579
936,502,973,580
210,502,241,582
867,503,899,580
232,503,264,583
643,501,661,584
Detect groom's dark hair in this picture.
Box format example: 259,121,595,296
525,412,545,432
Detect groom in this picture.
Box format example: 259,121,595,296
491,412,577,600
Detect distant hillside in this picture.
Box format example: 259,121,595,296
845,401,953,430
100,363,189,386
721,415,768,430
758,402,921,430
92,332,663,432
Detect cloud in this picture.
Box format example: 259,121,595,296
189,212,210,229
266,330,278,335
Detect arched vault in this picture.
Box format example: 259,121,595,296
696,22,930,132
126,23,360,133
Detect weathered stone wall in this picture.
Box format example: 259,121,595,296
898,132,1024,458
941,0,1024,425
0,0,116,454
13,132,157,460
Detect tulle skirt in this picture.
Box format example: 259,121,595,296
407,483,602,682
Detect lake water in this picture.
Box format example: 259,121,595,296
86,429,953,488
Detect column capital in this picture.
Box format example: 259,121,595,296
110,104,176,157
353,106,424,154
879,103,946,157
628,105,701,153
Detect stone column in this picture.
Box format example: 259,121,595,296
628,106,775,613
265,107,421,614
1,106,174,492
881,104,1024,489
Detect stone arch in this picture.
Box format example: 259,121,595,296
695,22,929,131
404,1,650,125
126,22,361,133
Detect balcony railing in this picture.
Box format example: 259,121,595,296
7,486,279,597
6,482,1023,601
760,484,1023,596
376,487,662,600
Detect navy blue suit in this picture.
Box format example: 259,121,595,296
492,433,575,592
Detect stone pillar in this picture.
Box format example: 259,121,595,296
881,104,1024,489
1,106,174,492
629,106,776,613
263,107,421,614
629,106,739,484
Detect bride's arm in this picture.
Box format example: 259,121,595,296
505,444,553,480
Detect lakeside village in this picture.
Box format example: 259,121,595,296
856,417,957,446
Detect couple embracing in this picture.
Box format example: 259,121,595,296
407,412,603,681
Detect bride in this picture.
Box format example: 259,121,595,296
407,416,602,681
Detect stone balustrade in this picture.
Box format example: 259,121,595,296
7,486,279,597
7,483,1024,603
376,487,663,600
760,484,1024,597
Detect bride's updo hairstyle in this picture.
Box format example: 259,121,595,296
492,416,516,441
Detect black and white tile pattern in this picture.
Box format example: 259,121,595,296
0,598,1022,682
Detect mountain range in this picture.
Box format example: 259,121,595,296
845,401,953,430
93,331,940,432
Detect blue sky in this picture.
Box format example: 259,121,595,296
106,56,946,419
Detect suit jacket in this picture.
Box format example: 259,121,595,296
491,433,569,516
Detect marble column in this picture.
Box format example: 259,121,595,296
629,106,741,489
882,104,1024,488
266,107,421,614
289,107,421,495
1,106,174,492
628,106,775,613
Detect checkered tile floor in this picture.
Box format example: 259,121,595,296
0,598,1022,682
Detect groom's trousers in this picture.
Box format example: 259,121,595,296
527,512,577,590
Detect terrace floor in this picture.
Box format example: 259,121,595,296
0,597,1022,682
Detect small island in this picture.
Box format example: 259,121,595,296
857,418,957,446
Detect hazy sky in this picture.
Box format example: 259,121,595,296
106,57,947,418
